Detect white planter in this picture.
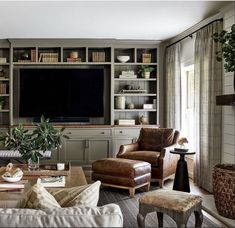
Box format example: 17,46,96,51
144,72,150,79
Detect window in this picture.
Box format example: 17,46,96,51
181,64,195,151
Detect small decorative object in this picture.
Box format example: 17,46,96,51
115,96,125,109
57,163,65,171
0,97,4,110
127,103,135,109
213,24,235,90
0,116,68,170
137,65,155,78
0,69,4,77
0,58,7,63
1,163,23,182
21,52,29,60
70,51,78,59
213,164,235,219
139,115,149,125
125,85,133,90
117,56,130,63
178,137,188,148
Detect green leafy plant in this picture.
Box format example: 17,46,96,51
0,115,68,163
137,65,155,77
213,24,235,72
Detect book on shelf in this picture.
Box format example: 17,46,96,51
0,179,28,189
119,75,137,79
37,176,65,187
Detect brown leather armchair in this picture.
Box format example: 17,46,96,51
117,128,180,187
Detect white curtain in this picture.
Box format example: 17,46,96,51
194,21,223,192
166,43,182,130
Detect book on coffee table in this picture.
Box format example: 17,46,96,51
0,179,28,189
37,176,65,187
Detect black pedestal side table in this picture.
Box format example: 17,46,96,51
170,150,195,192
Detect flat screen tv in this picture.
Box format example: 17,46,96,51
19,68,104,121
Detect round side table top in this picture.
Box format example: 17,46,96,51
170,150,196,155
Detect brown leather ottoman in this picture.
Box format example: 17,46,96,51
92,158,151,197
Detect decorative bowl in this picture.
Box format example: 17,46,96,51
117,56,130,63
1,175,23,182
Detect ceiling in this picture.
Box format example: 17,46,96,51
0,1,231,41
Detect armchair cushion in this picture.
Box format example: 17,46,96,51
118,151,161,166
139,128,175,151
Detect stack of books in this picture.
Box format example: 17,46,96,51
0,179,28,192
30,49,36,62
0,83,7,94
39,53,59,62
119,71,137,79
66,58,81,62
37,176,65,187
92,52,105,62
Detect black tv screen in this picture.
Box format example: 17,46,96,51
19,68,104,119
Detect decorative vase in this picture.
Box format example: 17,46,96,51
28,156,40,170
115,96,125,109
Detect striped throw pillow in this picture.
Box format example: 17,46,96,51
16,184,61,209
48,181,101,207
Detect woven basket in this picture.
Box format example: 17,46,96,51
212,164,235,219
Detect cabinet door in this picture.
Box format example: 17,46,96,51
88,139,111,164
61,138,86,165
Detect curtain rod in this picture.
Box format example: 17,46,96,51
166,18,223,48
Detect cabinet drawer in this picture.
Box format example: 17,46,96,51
64,129,112,137
114,128,140,137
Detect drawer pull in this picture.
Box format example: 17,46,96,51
67,132,72,135
119,131,123,134
100,132,105,134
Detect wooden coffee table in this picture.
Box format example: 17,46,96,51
0,166,87,204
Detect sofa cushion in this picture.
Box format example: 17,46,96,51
16,183,61,209
118,151,161,166
48,181,101,207
0,204,123,227
139,128,175,151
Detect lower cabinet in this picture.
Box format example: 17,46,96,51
60,128,112,166
58,127,143,166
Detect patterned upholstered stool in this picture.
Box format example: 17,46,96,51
137,189,203,227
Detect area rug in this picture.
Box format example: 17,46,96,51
98,185,219,227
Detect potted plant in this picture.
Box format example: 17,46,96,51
0,97,5,110
213,24,235,90
0,116,68,170
137,65,155,79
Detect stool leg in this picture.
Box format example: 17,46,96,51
137,213,146,227
156,212,163,227
194,210,203,227
129,188,135,198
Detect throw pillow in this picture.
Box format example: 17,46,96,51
48,181,101,207
16,183,61,209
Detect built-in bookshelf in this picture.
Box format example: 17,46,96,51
0,42,10,126
1,39,159,127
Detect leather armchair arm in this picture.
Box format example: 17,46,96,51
116,143,140,157
158,144,179,178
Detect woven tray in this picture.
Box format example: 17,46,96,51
17,163,71,176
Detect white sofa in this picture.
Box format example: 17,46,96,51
0,203,123,227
